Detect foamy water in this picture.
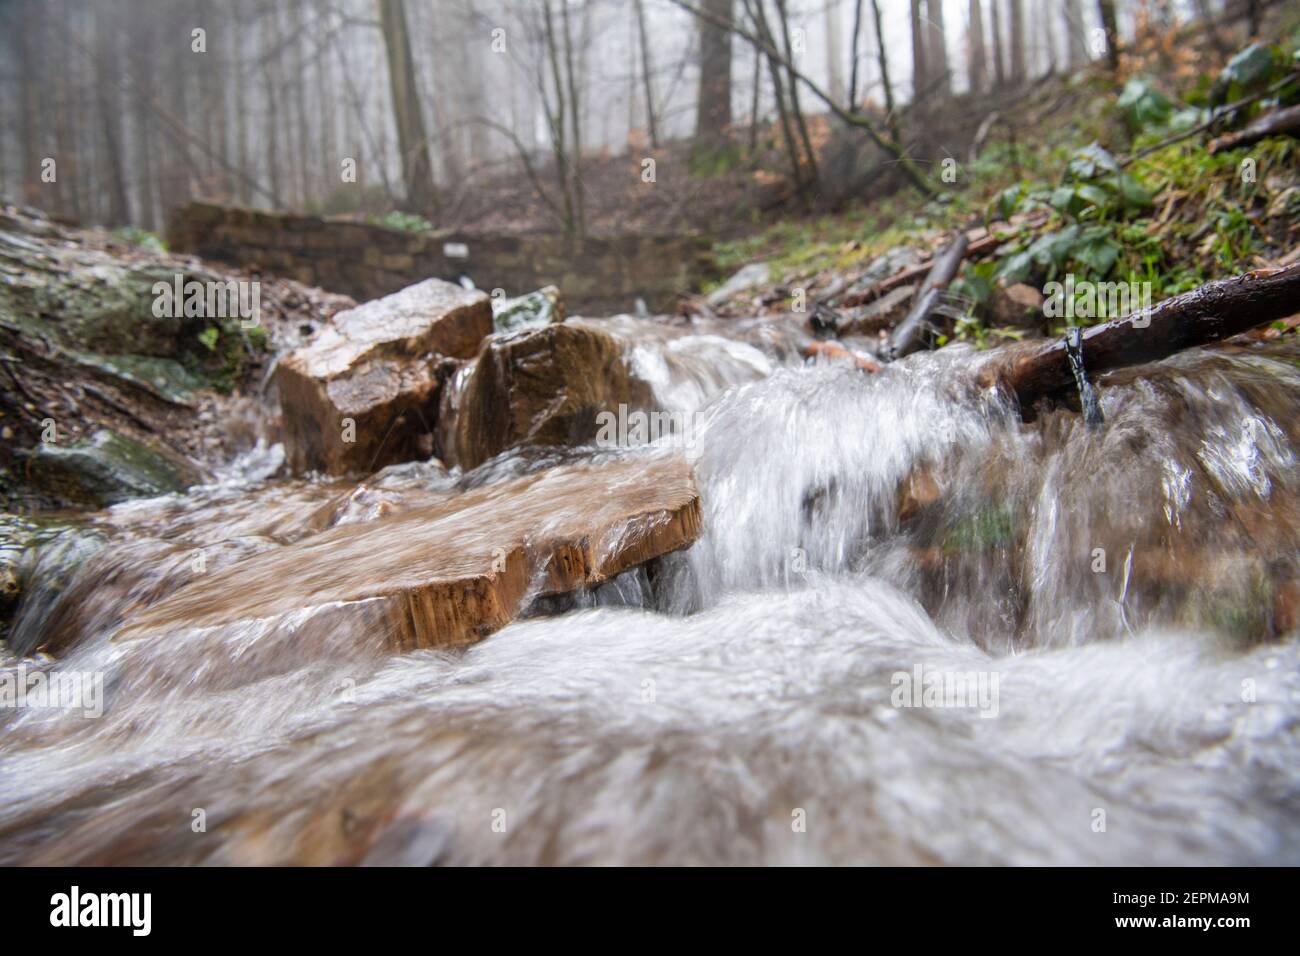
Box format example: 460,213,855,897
1,326,1297,865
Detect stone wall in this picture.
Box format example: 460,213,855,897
167,202,715,315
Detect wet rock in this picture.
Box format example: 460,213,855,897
842,248,923,300
706,262,770,308
117,454,703,651
452,321,651,470
492,285,565,333
24,429,200,508
3,518,108,654
275,279,492,475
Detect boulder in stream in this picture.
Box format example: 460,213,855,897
116,454,702,651
275,279,492,475
452,321,651,470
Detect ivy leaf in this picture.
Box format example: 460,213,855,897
1028,226,1082,276
990,183,1025,221
996,251,1034,285
1211,43,1282,106
1118,173,1154,210
1117,77,1174,130
1066,143,1120,182
1071,237,1121,277
198,327,220,352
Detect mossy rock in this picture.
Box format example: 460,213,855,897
24,429,200,508
492,285,566,333
0,230,267,395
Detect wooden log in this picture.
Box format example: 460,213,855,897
839,231,1000,308
979,264,1300,413
1207,104,1300,154
884,232,970,360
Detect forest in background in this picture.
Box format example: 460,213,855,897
2,0,1267,238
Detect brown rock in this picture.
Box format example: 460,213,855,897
275,279,491,475
116,455,703,651
452,321,651,470
989,282,1045,328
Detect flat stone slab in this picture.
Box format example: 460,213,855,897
117,455,702,650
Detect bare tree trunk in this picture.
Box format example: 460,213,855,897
910,0,928,101
695,0,733,142
16,0,42,205
924,0,951,96
290,0,311,207
377,0,438,217
634,0,660,147
748,29,763,154
824,0,845,107
1009,0,1026,84
233,0,250,205
263,10,283,207
129,0,159,227
746,0,807,197
870,0,899,141
990,0,1006,87
316,0,337,201
1042,1,1058,75
774,0,819,185
94,4,130,225
1063,0,1088,69
1097,0,1120,72
968,0,988,93
848,0,864,109
541,0,576,235
560,0,585,236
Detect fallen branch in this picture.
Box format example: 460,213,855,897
839,232,1001,308
885,232,970,360
979,264,1300,414
804,340,882,372
1208,104,1300,154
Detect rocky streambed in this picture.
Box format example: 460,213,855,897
1,204,1299,865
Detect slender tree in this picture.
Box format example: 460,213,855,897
910,0,928,101
635,0,661,147
377,0,438,216
968,0,988,94
924,0,951,96
990,0,1006,87
695,0,734,142
1097,0,1120,72
1009,0,1026,84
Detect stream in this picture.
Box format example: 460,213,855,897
2,318,1298,865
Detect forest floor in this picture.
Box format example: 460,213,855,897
700,17,1300,349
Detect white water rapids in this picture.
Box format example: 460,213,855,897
1,320,1298,865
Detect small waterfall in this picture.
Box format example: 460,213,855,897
2,322,1297,865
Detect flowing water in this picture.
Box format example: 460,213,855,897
2,319,1298,865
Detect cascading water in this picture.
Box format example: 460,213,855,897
1,320,1297,865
